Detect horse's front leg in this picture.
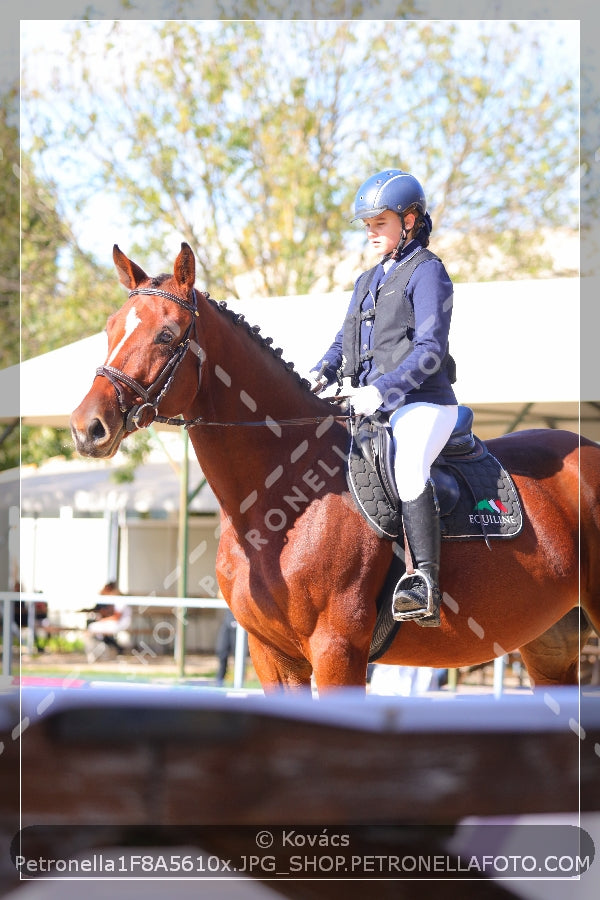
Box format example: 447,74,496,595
247,633,313,694
309,630,370,694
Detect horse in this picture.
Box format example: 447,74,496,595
70,243,600,693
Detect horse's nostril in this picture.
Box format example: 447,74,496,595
90,418,106,442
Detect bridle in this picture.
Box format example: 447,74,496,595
95,286,203,433
95,285,352,432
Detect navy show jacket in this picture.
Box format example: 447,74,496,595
313,240,457,413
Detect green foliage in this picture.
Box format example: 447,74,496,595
0,425,154,476
0,89,19,370
19,158,64,361
580,33,599,278
43,633,85,654
22,427,76,466
21,19,578,299
20,154,124,361
0,425,76,472
0,423,19,471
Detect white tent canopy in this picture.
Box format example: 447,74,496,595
0,277,593,439
0,332,108,426
1,455,218,517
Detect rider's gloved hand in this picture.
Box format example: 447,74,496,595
305,369,329,394
346,384,383,416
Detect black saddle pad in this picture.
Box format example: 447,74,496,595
437,448,523,541
347,432,523,543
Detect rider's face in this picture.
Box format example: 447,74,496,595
362,209,416,256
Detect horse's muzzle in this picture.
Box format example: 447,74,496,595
70,406,124,459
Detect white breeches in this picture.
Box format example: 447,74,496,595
389,402,459,502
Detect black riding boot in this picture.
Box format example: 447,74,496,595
392,479,441,627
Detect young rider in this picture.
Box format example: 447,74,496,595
309,169,458,626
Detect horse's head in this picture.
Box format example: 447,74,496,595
71,242,203,458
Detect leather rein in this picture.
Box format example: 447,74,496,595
95,285,349,432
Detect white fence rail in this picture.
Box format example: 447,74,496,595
1,592,248,686
3,593,511,695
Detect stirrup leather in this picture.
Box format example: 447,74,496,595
392,568,436,621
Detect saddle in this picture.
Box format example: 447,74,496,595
345,405,524,662
348,405,522,543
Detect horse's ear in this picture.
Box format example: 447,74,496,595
113,245,149,289
174,242,196,292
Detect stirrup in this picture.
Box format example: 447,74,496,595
392,569,439,626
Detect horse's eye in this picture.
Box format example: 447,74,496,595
156,329,173,345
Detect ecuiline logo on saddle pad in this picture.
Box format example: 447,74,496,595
470,498,518,527
440,461,523,539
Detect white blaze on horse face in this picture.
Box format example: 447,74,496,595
106,305,142,366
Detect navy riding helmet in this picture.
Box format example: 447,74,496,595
351,169,427,222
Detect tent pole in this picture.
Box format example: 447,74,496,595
175,429,189,677
106,510,119,583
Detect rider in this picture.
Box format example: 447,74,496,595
309,169,458,627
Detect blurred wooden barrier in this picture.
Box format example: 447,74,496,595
1,687,598,897
3,687,597,824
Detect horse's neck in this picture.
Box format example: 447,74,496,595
195,297,322,420
185,298,334,515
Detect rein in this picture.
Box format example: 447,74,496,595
95,285,352,432
158,413,351,429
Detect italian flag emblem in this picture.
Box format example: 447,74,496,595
474,499,509,514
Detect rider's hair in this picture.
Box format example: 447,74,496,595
407,206,430,248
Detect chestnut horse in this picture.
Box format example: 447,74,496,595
71,243,600,692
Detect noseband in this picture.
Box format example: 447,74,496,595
95,286,202,432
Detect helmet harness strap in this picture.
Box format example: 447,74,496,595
390,212,408,261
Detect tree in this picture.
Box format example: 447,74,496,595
6,18,580,473
0,91,139,472
4,103,129,473
581,35,599,279
20,151,125,361
0,89,19,371
20,18,578,302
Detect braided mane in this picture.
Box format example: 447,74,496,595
208,295,313,392
147,272,314,392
